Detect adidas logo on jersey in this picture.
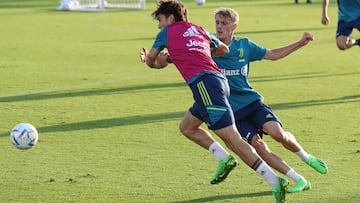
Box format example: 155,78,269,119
183,26,200,37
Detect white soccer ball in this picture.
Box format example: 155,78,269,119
10,123,39,150
195,0,205,6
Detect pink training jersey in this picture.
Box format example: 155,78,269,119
153,21,222,83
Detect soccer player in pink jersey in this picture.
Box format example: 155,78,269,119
140,1,288,202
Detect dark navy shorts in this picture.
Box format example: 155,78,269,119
336,17,360,38
233,100,281,144
189,74,234,130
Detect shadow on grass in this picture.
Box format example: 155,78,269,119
0,82,185,103
1,94,359,137
271,94,360,110
40,111,184,133
0,111,185,137
2,71,358,103
250,71,360,83
170,191,271,203
2,92,359,137
37,94,360,133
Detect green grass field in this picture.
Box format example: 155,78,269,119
0,0,359,202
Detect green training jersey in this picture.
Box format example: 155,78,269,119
213,37,267,112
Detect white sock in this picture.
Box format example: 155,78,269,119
296,149,310,162
208,142,229,161
286,168,304,182
255,161,278,188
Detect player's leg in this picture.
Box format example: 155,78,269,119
183,76,239,184
192,76,266,167
336,35,357,50
241,101,301,153
250,136,310,192
257,103,328,175
263,121,301,152
197,75,288,201
214,125,259,165
236,116,310,193
179,110,238,184
214,125,288,202
192,75,288,202
335,20,359,50
236,116,293,175
251,135,291,174
262,122,328,174
179,111,216,150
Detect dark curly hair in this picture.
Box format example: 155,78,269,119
151,0,188,22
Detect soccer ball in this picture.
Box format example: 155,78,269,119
195,0,205,6
10,123,39,150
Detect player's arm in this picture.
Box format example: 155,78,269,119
321,0,330,25
264,32,314,61
140,28,169,69
212,40,229,56
206,30,229,56
140,48,168,69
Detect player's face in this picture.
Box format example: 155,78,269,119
156,14,174,29
215,15,236,44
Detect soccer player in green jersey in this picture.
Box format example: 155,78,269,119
210,7,328,193
322,0,360,50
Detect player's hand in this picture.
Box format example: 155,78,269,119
155,51,169,68
300,32,314,46
321,15,330,25
140,48,148,63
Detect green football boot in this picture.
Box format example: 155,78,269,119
287,178,311,193
272,177,289,203
306,155,328,174
210,155,238,184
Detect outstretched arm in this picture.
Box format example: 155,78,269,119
140,48,168,69
321,0,330,25
263,32,314,61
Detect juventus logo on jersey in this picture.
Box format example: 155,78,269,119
238,48,244,57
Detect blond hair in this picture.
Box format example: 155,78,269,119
214,7,239,24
